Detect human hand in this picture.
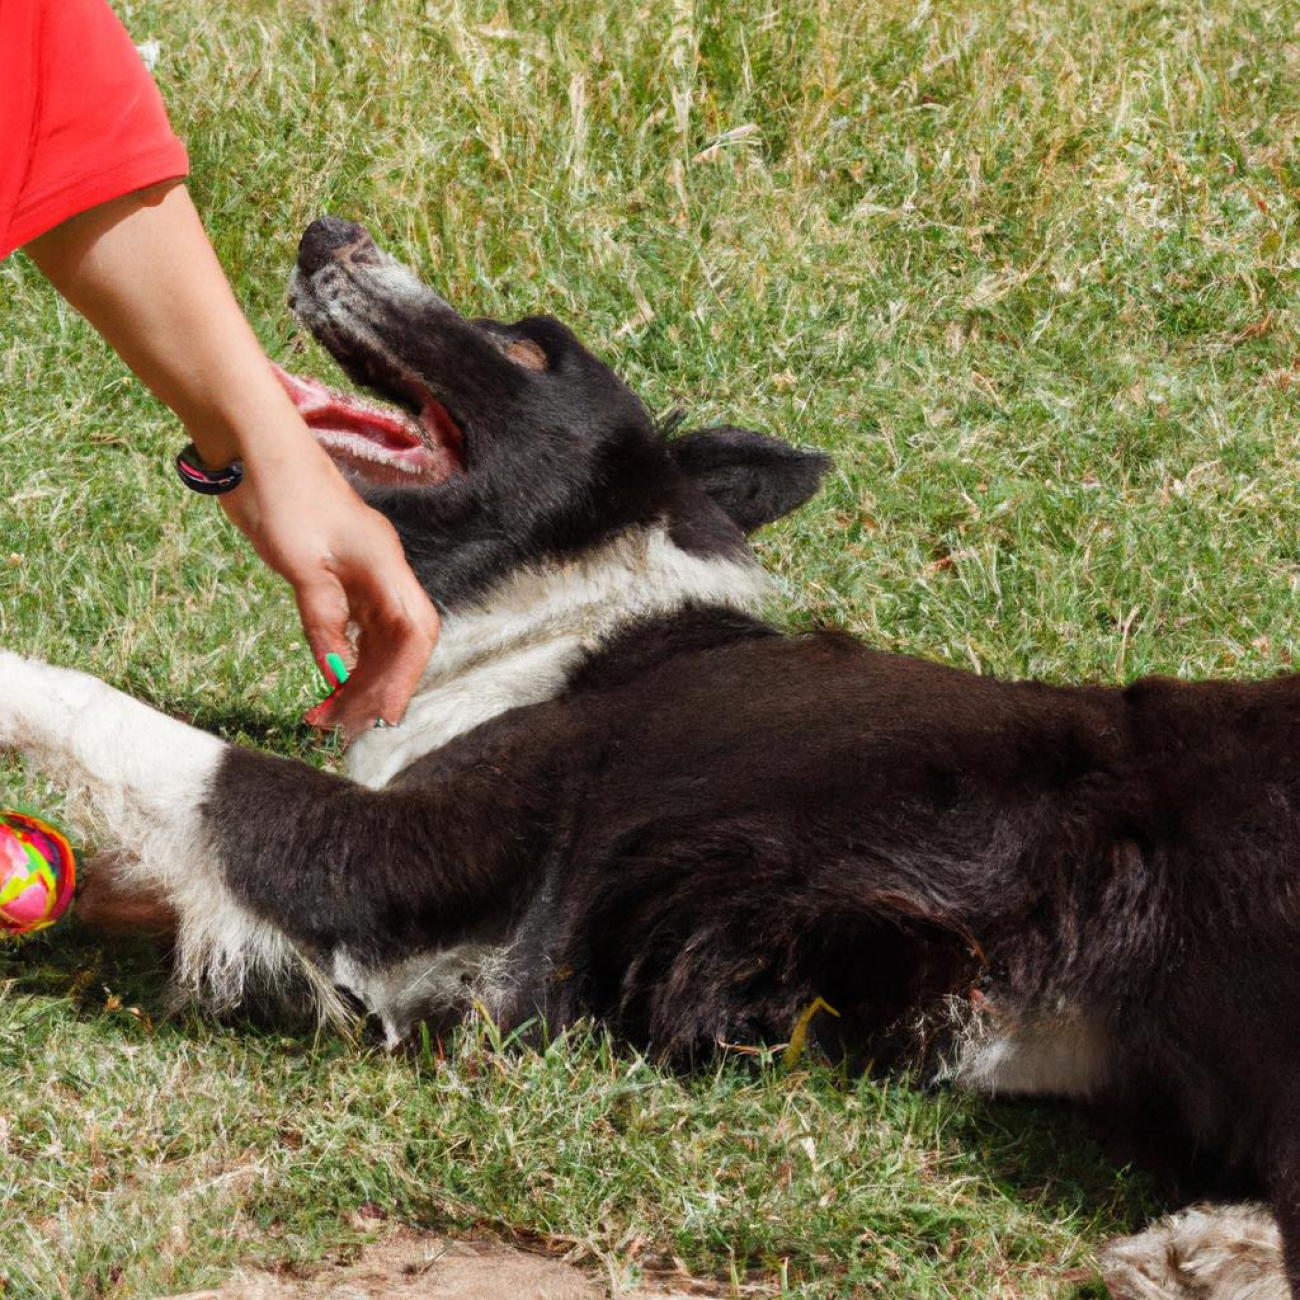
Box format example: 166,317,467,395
25,183,439,737
220,442,440,740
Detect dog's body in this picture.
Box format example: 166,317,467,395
5,218,1300,1297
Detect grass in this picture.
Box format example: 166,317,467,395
1,0,1297,1293
0,937,1151,1300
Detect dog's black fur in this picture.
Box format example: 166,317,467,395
182,219,1300,1291
287,219,819,604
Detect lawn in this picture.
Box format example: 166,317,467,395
1,0,1297,1295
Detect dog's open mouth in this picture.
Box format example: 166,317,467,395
272,364,464,488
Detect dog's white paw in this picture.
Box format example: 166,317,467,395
1100,1203,1286,1300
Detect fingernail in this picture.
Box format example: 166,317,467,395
320,652,349,689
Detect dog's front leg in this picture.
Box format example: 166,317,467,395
199,735,558,1045
0,649,295,1000
1,649,560,1039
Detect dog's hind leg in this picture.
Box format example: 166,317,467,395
1099,1203,1287,1300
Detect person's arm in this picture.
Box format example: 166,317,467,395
24,180,440,739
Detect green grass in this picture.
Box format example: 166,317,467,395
2,0,1297,1293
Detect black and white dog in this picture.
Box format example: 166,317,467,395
3,217,1298,1299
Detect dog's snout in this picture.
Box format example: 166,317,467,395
297,216,375,276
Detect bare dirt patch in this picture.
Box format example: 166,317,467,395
160,1227,705,1300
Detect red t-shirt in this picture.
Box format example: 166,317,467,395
0,0,189,259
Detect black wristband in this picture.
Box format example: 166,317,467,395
175,443,245,496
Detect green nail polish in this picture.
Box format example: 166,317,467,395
324,652,349,686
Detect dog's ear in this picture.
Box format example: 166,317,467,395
669,425,832,532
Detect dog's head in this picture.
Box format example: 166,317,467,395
277,217,830,611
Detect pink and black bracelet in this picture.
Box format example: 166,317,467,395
175,443,245,496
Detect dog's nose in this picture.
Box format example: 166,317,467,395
297,216,373,276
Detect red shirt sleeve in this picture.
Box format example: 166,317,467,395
0,0,189,259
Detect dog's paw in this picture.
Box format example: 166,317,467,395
1099,1203,1286,1300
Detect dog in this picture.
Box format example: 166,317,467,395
4,216,1300,1299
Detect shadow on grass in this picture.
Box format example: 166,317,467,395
0,921,173,1014
938,1089,1166,1295
948,1088,1162,1213
906,1075,1280,1299
0,926,1176,1298
0,921,337,1044
156,699,327,759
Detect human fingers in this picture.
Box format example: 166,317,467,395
304,567,439,739
293,570,362,728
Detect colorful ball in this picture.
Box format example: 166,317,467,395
0,811,76,936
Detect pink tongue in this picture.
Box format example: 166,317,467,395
271,363,459,485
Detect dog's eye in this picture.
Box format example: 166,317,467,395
504,338,549,372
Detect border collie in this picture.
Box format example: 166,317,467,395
3,217,1298,1300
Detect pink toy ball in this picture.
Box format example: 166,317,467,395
0,810,76,936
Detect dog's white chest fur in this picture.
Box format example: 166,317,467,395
330,525,770,1041
947,1002,1111,1100
345,525,770,788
